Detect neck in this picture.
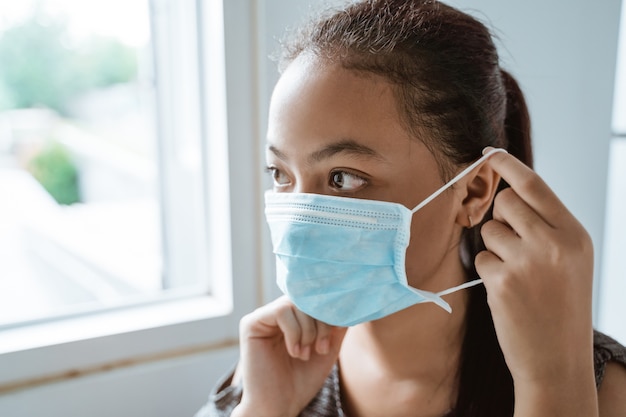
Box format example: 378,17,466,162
338,291,469,417
343,289,469,378
345,239,471,378
337,214,472,416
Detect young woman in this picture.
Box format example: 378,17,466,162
196,1,626,416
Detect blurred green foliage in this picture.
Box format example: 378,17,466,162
27,141,80,205
0,14,138,114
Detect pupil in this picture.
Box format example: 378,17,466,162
333,172,344,187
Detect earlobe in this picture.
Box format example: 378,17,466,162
455,163,501,228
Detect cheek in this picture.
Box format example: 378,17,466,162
404,197,461,285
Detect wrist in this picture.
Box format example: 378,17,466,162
513,372,598,417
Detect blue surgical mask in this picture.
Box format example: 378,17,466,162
264,148,506,327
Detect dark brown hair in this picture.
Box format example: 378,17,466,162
278,1,533,415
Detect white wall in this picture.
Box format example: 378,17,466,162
0,1,622,416
0,347,238,417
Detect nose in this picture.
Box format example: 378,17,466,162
292,174,325,195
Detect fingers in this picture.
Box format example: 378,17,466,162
314,321,335,355
241,296,341,361
480,217,520,261
474,249,504,280
483,147,570,228
279,306,313,360
491,187,555,240
480,149,588,264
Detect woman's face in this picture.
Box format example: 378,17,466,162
266,54,468,292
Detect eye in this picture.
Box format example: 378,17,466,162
266,166,290,187
329,170,367,191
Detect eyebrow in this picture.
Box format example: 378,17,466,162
267,139,385,163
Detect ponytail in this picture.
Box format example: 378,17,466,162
500,69,533,169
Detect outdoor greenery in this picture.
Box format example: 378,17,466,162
0,12,140,205
27,141,81,205
0,14,138,114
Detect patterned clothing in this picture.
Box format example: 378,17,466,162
195,330,626,417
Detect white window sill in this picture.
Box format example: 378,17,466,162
0,294,237,392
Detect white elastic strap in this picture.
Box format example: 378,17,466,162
436,278,483,297
411,148,507,213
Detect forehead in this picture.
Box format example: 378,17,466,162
266,54,412,157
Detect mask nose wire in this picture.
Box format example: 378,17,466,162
410,148,507,214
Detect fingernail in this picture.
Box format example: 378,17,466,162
482,146,494,155
317,337,330,355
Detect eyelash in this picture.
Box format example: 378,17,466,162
265,166,289,186
329,169,368,189
264,166,369,191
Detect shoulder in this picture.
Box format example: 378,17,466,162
594,330,626,387
594,330,626,417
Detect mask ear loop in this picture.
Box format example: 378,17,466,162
436,278,484,297
410,148,507,214
410,148,507,298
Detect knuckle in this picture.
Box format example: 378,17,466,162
474,250,488,265
274,302,292,317
238,311,257,335
316,322,333,337
480,219,496,237
574,228,594,256
480,219,509,240
546,243,565,266
238,313,251,331
297,316,318,343
488,271,516,300
551,229,593,266
516,172,540,196
300,329,317,345
493,187,516,208
272,297,296,320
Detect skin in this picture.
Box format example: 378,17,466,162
231,53,626,417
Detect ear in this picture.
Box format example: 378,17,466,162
454,162,501,228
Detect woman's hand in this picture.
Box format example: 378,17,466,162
475,149,598,416
231,296,347,417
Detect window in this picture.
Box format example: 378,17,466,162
599,0,626,345
0,0,260,394
0,0,229,327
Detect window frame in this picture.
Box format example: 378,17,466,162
0,0,263,392
598,0,626,344
612,0,626,135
